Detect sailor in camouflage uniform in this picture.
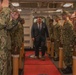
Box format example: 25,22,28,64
18,17,25,74
61,11,74,74
0,1,11,75
0,0,19,75
49,19,54,42
10,11,24,55
0,0,16,75
53,16,61,61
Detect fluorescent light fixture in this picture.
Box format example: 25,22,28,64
17,9,22,12
12,3,19,7
44,11,55,13
56,9,63,12
63,3,73,7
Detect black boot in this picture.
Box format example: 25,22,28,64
61,66,72,74
54,57,59,61
19,69,23,75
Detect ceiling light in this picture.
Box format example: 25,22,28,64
17,9,22,12
63,3,73,7
56,9,63,12
12,3,19,7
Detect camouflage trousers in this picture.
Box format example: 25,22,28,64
7,50,12,75
0,50,7,75
54,40,60,58
63,45,73,67
0,50,12,75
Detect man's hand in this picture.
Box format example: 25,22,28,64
11,11,19,20
14,14,19,20
32,38,35,41
2,0,9,7
47,37,50,40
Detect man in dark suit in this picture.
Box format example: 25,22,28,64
31,18,49,60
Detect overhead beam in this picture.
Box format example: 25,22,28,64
11,0,76,2
24,0,76,2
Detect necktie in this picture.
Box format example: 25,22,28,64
39,24,41,30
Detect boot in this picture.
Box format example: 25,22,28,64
54,57,59,61
19,69,23,75
61,66,72,74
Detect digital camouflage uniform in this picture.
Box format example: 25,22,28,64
46,17,51,36
18,18,24,56
20,18,24,56
62,21,74,67
19,18,24,44
0,7,11,75
49,23,54,42
0,8,11,75
0,7,18,75
73,17,76,37
10,18,23,54
53,22,61,58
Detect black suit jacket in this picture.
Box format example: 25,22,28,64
31,22,49,41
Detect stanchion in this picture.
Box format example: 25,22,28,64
12,54,19,75
21,43,25,58
73,56,76,75
19,51,22,70
47,40,51,55
73,54,76,75
19,43,25,75
19,43,24,70
59,47,63,69
51,42,54,58
73,43,76,75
